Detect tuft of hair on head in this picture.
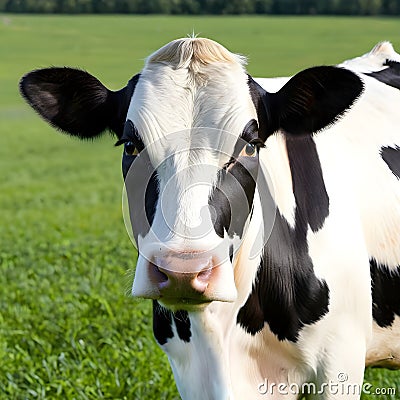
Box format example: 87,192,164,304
187,30,199,39
146,37,246,84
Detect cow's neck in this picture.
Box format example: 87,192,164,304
161,305,235,400
150,189,264,399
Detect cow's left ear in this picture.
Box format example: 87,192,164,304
19,67,138,139
269,66,364,135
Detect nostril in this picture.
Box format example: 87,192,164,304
197,267,213,282
156,267,169,282
192,265,215,293
148,255,216,296
192,273,210,293
149,263,169,284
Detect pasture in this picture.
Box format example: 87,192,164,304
1,14,400,399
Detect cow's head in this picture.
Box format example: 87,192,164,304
20,38,363,311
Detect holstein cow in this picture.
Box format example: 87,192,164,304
20,39,400,399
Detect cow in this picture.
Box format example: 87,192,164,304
20,38,400,399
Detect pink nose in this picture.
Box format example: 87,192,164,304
149,255,215,303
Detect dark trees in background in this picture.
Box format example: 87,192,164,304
1,0,400,15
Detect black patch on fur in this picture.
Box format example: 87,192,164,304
123,143,159,241
370,259,400,328
366,60,400,91
117,119,144,153
19,68,139,139
109,74,140,138
125,168,159,241
241,119,260,144
286,134,329,232
237,210,330,342
209,156,258,238
209,120,262,239
152,302,191,344
143,171,159,229
173,310,191,342
153,300,174,345
229,244,234,263
381,146,400,180
247,76,277,141
120,119,145,178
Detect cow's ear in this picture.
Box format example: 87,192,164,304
270,66,364,135
19,67,137,139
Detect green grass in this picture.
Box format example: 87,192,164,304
0,14,399,399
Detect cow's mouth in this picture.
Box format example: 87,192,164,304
159,296,213,311
132,255,238,305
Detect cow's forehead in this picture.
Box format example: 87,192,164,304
125,38,257,168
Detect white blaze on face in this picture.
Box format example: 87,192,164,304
123,38,259,302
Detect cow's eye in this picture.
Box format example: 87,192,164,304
125,141,138,156
239,143,257,158
245,143,256,156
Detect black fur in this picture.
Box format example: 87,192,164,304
247,76,277,141
366,60,400,91
229,244,234,263
153,300,174,345
153,302,191,344
272,66,364,135
173,311,191,342
208,120,260,239
120,119,145,178
237,210,330,342
381,145,400,180
19,68,139,139
117,119,145,152
370,259,400,328
124,155,159,241
248,66,364,139
209,155,258,239
286,134,329,232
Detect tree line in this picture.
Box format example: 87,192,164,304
1,0,400,15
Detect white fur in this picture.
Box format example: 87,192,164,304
340,41,400,74
366,316,400,368
130,39,257,303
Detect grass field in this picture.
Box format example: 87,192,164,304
1,14,400,399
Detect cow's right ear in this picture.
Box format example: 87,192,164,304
19,68,138,139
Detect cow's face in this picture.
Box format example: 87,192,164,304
121,39,264,309
19,38,363,311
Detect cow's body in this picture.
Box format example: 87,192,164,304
255,42,400,373
20,39,400,399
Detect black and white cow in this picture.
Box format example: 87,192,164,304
20,39,400,399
